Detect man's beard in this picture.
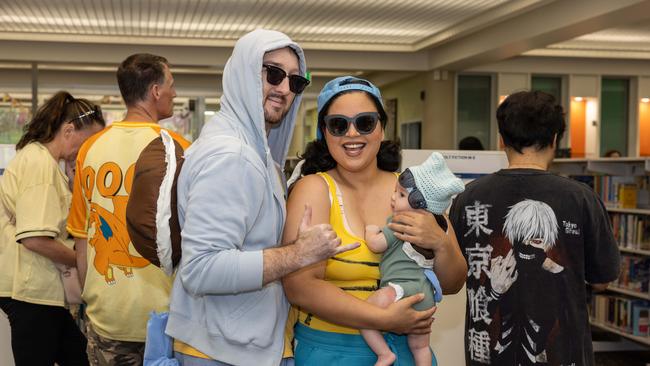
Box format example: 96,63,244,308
264,110,286,126
264,93,290,127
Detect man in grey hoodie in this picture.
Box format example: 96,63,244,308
166,29,357,366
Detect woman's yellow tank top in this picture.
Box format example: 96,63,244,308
296,172,382,334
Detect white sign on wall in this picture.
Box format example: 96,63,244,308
402,149,508,182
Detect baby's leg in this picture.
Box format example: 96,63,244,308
361,286,397,366
407,333,432,366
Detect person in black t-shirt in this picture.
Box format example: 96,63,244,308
449,90,620,366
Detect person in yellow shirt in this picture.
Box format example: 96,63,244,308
66,53,189,366
282,77,468,365
0,91,105,365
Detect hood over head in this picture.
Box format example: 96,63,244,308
210,29,306,167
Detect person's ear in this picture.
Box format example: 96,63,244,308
151,83,161,101
552,134,558,149
62,122,75,138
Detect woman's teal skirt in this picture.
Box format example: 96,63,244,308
294,323,437,366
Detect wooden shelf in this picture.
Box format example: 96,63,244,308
590,158,649,163
590,320,650,346
607,207,650,215
551,157,650,175
607,286,650,300
620,247,650,256
553,158,589,163
551,159,588,175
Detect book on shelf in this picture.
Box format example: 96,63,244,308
590,293,650,336
620,184,638,209
583,175,650,209
615,254,650,292
633,306,650,336
610,214,650,250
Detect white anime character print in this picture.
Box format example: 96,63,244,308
503,199,563,275
490,199,565,365
487,249,517,298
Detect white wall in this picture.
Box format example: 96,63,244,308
430,288,467,365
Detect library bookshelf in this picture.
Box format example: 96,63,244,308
590,320,650,347
608,286,650,301
552,157,650,346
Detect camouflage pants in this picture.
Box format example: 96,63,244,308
86,322,145,366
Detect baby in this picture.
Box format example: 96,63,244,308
363,152,465,366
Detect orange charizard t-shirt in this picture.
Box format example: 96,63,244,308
67,121,190,342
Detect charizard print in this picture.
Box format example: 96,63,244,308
88,196,149,284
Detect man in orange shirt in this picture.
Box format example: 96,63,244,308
67,53,189,366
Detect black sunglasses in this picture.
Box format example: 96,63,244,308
399,170,427,209
323,112,380,137
262,64,310,94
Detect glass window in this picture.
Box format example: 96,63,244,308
600,78,629,157
0,94,32,145
531,76,562,102
457,75,491,149
304,108,317,148
400,121,421,149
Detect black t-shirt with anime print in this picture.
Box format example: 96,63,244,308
449,168,620,366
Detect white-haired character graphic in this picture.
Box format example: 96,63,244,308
504,199,563,274
490,199,568,365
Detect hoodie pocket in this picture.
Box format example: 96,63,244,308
205,282,286,348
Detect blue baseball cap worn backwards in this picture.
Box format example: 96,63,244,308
316,76,384,140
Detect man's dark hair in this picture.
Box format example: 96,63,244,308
496,90,566,153
458,136,484,150
117,53,169,106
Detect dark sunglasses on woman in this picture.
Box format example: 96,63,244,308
323,112,380,137
262,64,310,94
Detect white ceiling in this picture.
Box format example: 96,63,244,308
0,0,552,51
0,0,515,46
0,0,650,83
531,20,650,58
577,21,650,45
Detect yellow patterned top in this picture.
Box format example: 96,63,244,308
296,172,382,334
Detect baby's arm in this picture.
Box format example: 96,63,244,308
365,225,388,253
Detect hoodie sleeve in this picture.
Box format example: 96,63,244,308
178,151,267,296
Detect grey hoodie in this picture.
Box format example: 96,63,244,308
166,29,305,365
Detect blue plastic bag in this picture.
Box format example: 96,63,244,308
144,311,179,366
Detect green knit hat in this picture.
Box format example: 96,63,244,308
409,152,465,214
